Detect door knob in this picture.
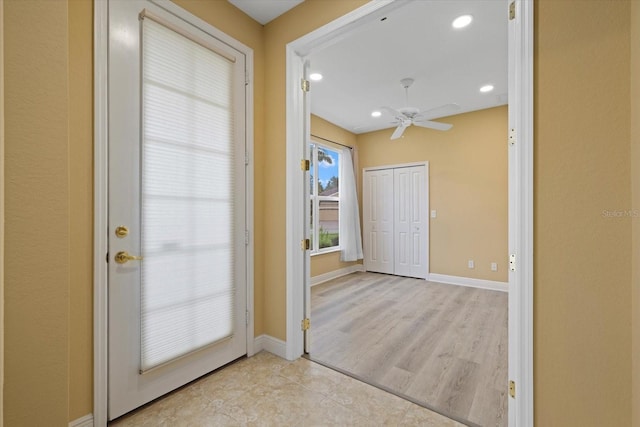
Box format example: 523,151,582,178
114,225,129,238
114,251,143,264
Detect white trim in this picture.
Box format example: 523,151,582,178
362,161,430,172
239,15,256,361
507,1,534,426
310,265,365,287
286,0,404,364
253,335,287,359
0,0,5,424
310,247,341,257
291,0,403,58
428,274,508,293
150,0,253,54
93,1,108,426
286,1,534,426
285,46,305,361
94,0,255,423
69,414,94,427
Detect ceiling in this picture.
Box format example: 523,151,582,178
227,0,508,136
227,0,304,25
307,0,508,135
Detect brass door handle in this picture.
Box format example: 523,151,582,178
114,251,143,264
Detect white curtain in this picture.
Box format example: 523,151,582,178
339,148,363,261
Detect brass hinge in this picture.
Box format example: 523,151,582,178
509,380,516,398
509,1,515,20
509,128,516,146
301,318,310,331
301,238,310,250
509,253,516,272
300,159,310,171
301,78,310,92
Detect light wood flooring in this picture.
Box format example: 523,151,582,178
309,272,508,427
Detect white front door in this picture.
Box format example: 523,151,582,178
108,0,247,419
393,165,428,279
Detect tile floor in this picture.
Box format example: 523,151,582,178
110,351,466,426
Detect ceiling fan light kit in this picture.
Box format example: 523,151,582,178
382,78,458,140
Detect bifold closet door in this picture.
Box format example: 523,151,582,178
363,169,394,274
394,166,427,279
363,165,428,279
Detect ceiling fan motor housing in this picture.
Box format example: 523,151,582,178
400,77,414,88
398,106,420,117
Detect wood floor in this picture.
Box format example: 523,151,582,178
309,272,508,427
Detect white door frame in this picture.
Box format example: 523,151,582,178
93,1,255,425
285,1,534,426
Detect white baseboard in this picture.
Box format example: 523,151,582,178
428,273,508,292
253,334,287,359
310,264,365,287
69,414,93,427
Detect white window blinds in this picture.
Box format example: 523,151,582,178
140,16,236,372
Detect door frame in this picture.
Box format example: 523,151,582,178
93,1,255,425
285,1,534,426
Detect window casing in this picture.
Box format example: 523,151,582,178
310,143,340,254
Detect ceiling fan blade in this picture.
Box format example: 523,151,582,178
413,120,453,131
381,106,403,119
414,103,461,121
390,123,409,140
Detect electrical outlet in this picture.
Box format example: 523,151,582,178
431,210,437,218
491,262,498,271
468,260,474,269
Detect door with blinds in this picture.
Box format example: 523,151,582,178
108,0,248,419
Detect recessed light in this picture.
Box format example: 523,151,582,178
371,111,382,118
309,73,323,81
480,84,494,93
452,14,473,29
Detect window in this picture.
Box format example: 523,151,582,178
310,143,340,253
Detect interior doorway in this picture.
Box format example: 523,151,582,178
285,1,534,426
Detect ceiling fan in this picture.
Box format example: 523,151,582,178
382,78,460,140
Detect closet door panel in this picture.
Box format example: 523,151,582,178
363,169,394,274
394,166,427,279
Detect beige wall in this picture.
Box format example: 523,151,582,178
310,114,362,278
0,0,4,423
5,0,266,422
1,0,637,425
4,0,71,425
357,106,508,282
263,0,369,340
68,0,93,419
632,0,640,425
534,1,631,425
